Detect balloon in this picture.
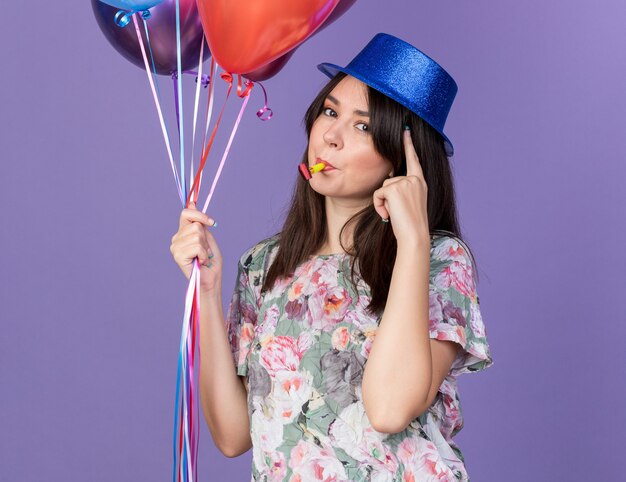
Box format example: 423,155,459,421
243,52,295,82
196,0,341,74
325,0,357,22
99,0,163,10
92,0,210,76
243,0,357,81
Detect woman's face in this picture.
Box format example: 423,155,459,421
307,75,394,202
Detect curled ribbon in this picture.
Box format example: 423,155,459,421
253,80,273,121
221,72,254,98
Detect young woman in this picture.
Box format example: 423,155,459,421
170,33,493,482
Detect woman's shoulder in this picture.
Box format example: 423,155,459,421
430,231,473,266
237,233,281,271
429,231,478,287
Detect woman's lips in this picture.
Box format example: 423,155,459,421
318,158,336,170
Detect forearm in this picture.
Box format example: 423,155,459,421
361,241,432,432
198,286,251,456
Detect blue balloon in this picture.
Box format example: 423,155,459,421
98,0,163,11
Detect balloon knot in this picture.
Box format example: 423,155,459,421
114,10,132,28
199,74,211,88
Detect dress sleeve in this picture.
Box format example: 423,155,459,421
428,236,494,377
225,253,259,377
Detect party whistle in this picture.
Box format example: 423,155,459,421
298,161,326,181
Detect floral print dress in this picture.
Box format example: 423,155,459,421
225,233,493,482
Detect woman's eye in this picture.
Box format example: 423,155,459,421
323,107,337,117
356,122,369,132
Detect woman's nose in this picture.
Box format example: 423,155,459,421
323,123,343,149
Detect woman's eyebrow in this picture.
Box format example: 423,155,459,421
326,95,370,117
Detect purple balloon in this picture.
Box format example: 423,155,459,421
92,0,210,76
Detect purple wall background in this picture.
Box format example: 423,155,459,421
1,1,624,480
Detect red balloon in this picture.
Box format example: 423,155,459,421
243,0,357,81
243,52,295,82
196,0,341,74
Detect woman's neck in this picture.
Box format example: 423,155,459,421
319,196,368,254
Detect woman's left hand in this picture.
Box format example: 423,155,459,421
372,129,430,246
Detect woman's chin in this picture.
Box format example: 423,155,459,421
308,183,334,197
310,185,372,203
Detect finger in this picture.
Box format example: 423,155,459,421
174,243,210,267
201,247,215,267
403,129,425,180
179,204,216,230
179,211,214,230
382,176,405,187
174,236,210,259
180,203,217,225
204,229,222,261
372,186,390,220
187,221,211,239
176,229,210,251
175,220,209,240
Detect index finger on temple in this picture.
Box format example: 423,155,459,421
403,130,424,178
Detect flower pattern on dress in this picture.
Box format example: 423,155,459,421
226,234,494,481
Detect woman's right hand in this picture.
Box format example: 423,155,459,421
170,202,222,294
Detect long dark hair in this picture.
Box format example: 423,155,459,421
261,71,478,315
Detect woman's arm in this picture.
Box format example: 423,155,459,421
169,203,251,457
197,288,252,457
361,241,459,434
366,130,459,434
